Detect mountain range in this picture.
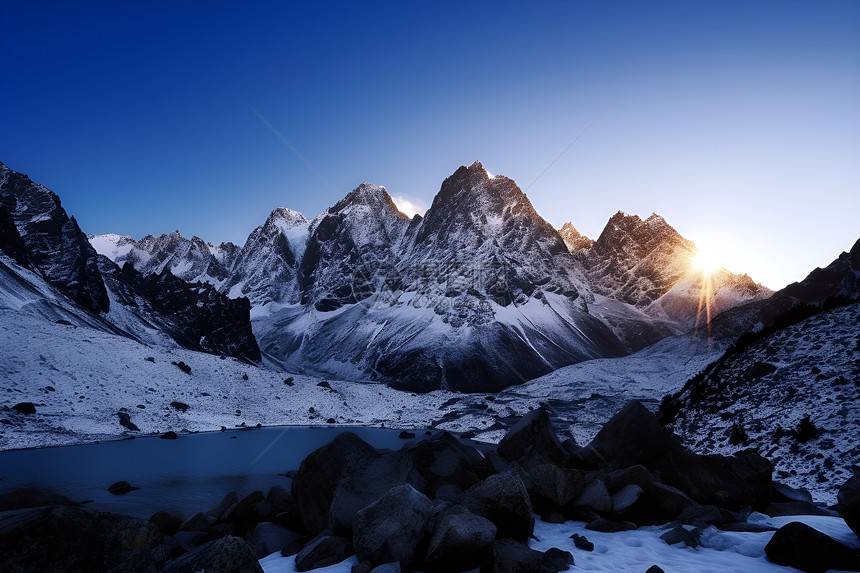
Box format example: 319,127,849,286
81,161,770,391
0,159,788,392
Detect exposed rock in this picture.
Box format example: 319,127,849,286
677,505,724,525
163,535,263,573
772,482,814,504
405,431,483,492
117,411,139,431
463,473,534,541
660,526,698,547
178,511,212,533
573,479,612,513
582,401,679,470
424,510,497,569
399,431,416,439
159,431,179,440
108,481,139,495
149,510,184,536
0,487,76,511
292,432,376,533
207,491,239,520
610,484,643,514
764,501,836,517
585,518,636,533
353,484,439,568
764,521,860,573
497,408,567,464
11,402,35,415
248,522,303,558
837,470,860,539
329,449,427,532
515,454,585,508
0,505,164,573
490,538,573,573
369,563,401,573
294,532,354,572
570,533,594,551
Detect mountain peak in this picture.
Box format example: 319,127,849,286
331,182,407,218
265,206,308,229
558,222,594,253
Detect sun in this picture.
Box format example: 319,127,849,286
692,250,722,276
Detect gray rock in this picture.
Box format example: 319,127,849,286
425,510,497,568
585,517,636,533
330,449,427,532
772,481,814,504
292,432,377,533
178,511,213,533
463,473,534,541
247,521,303,559
207,491,239,519
294,532,354,572
515,455,584,507
498,408,568,464
837,470,860,539
678,504,724,525
491,538,573,573
163,535,263,573
660,526,698,547
765,521,860,573
573,480,612,513
611,484,643,514
0,505,165,573
353,484,438,568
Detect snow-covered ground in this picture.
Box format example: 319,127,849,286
258,514,860,573
0,299,717,452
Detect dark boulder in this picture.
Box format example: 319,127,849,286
108,481,139,495
772,481,813,504
609,484,642,515
513,454,585,509
677,505,725,526
353,484,440,568
463,473,534,541
11,402,35,415
624,482,695,525
490,538,573,573
178,511,213,533
117,411,139,431
585,518,636,533
163,535,263,573
764,501,836,517
0,505,165,573
330,449,427,532
399,431,416,439
405,431,483,492
0,487,76,511
837,470,860,539
424,510,497,569
497,408,568,464
570,533,594,551
248,522,303,558
369,563,401,573
654,449,772,510
225,490,267,532
160,431,179,440
572,479,612,513
149,510,184,536
764,521,860,573
292,432,376,533
660,526,698,547
207,491,239,520
294,531,354,572
581,401,678,470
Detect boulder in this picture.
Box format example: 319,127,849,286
581,401,678,470
463,473,534,541
605,465,653,491
163,535,263,573
764,501,836,517
369,563,401,573
424,510,497,569
490,539,573,573
660,526,698,547
677,505,724,525
292,432,376,533
108,481,139,495
267,485,302,530
330,449,427,532
11,402,36,414
572,480,612,513
570,533,593,551
837,470,860,539
406,431,482,491
149,510,184,536
247,521,303,558
294,532,354,572
497,408,568,464
224,490,267,531
610,484,642,514
625,482,695,525
117,411,139,431
207,491,239,520
772,481,813,504
178,511,213,533
353,484,440,568
0,487,76,511
0,505,165,573
764,521,860,573
514,454,584,509
654,449,772,510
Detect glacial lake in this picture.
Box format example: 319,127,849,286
0,426,415,519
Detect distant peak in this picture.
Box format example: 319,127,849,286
331,182,405,217
559,222,594,253
266,206,308,227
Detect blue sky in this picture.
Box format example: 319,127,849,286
2,0,858,288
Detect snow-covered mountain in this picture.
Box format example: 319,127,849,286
89,161,771,392
0,161,259,362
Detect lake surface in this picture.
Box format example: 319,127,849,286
0,426,415,519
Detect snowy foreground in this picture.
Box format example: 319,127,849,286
0,306,717,451
260,515,859,573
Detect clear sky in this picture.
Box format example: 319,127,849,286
2,0,858,289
